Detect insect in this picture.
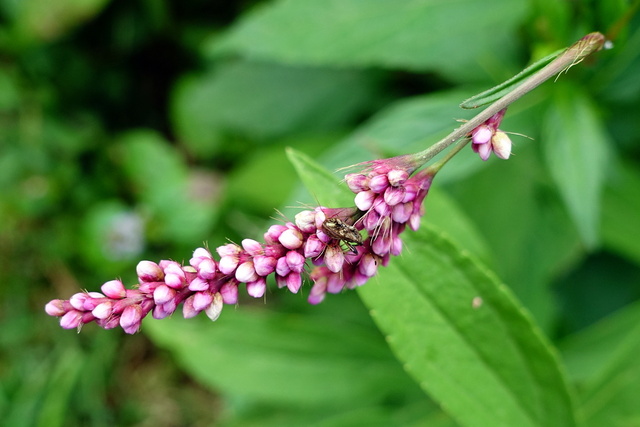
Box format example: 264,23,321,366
322,217,363,254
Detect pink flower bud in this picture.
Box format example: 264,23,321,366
278,228,304,249
242,239,263,256
137,260,164,282
327,274,346,294
192,247,212,259
295,210,317,233
354,190,375,211
60,310,83,329
254,255,277,276
264,224,287,244
92,301,113,319
247,278,266,298
193,291,214,311
235,261,258,283
188,277,209,291
472,125,493,144
196,258,217,279
369,174,390,193
358,253,378,277
182,295,198,318
220,281,238,304
285,272,302,293
218,255,239,275
164,272,186,289
387,169,409,187
344,173,369,193
154,284,176,305
324,244,345,273
120,305,143,334
101,280,126,299
45,300,66,317
285,250,306,273
392,202,413,223
276,256,291,276
304,235,325,258
217,243,241,258
205,293,224,321
69,293,88,311
384,186,405,206
492,131,512,159
308,278,327,305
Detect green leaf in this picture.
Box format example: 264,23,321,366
460,49,562,109
541,83,611,248
559,301,640,427
171,60,378,158
144,299,419,408
601,160,640,265
357,225,577,427
212,0,529,81
286,147,355,207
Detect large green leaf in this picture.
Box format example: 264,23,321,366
171,60,378,158
212,0,529,81
144,296,420,408
357,226,577,427
541,83,611,248
559,301,640,427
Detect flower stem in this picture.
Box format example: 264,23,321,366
413,32,606,166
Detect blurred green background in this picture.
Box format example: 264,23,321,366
1,0,639,426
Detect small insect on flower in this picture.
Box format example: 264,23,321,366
322,218,363,254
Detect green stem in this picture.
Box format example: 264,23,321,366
413,32,606,166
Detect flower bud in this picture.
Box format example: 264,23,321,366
247,278,267,298
278,228,304,249
137,261,164,282
101,280,126,299
205,293,224,321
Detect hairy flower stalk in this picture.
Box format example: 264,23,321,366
45,32,606,334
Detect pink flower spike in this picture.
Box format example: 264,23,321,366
137,260,164,282
101,280,126,299
205,293,224,321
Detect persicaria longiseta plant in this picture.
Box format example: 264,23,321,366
45,33,607,334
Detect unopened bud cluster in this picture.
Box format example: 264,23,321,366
470,108,512,160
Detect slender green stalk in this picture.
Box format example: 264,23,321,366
413,32,606,166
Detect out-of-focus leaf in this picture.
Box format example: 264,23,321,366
358,225,577,427
171,60,378,158
541,82,611,248
286,147,354,207
602,160,640,266
144,303,419,408
559,301,640,427
5,0,110,44
212,0,528,81
116,130,220,245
